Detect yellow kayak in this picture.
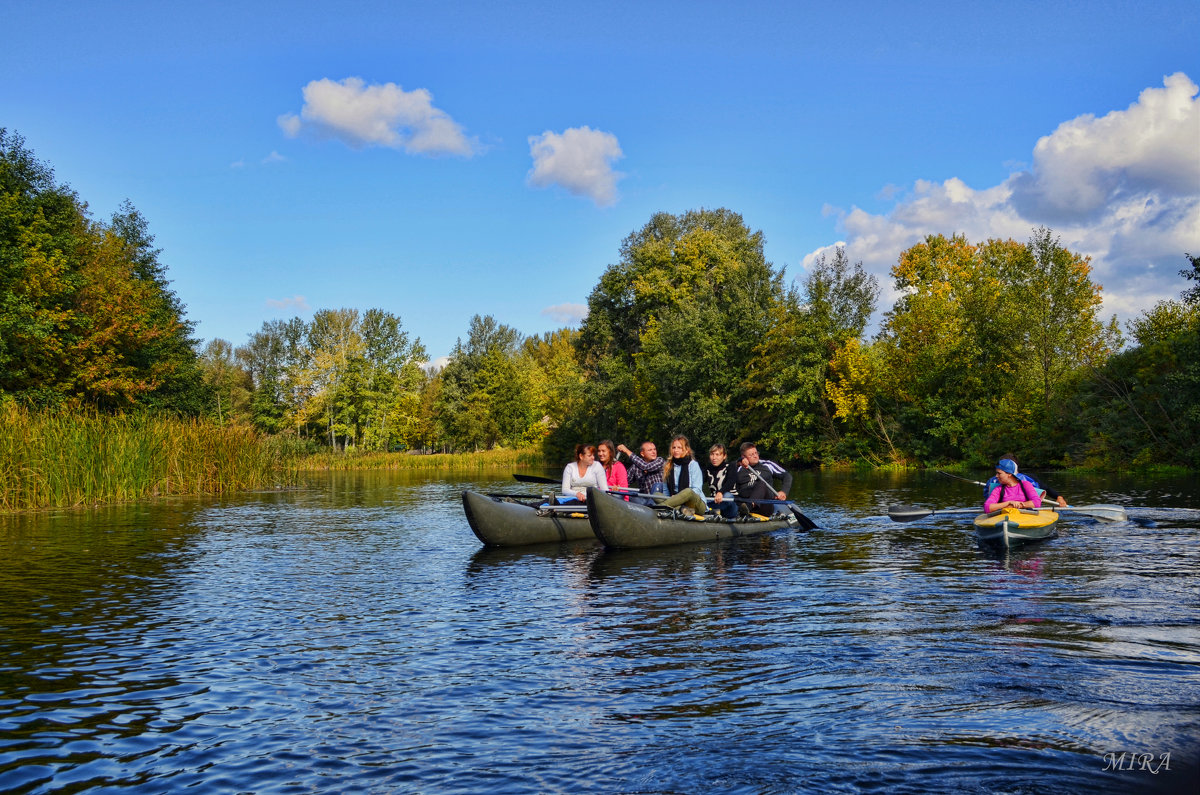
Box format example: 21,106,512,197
973,506,1059,547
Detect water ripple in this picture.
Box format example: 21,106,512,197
1,471,1197,793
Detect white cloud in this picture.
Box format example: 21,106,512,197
806,72,1200,325
266,295,311,311
277,113,302,138
278,77,476,157
541,302,589,325
527,126,624,206
261,151,286,164
422,356,450,374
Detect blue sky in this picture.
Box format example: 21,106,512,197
3,1,1198,363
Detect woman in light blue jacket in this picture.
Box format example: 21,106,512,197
660,435,707,516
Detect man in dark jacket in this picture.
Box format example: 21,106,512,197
735,442,793,516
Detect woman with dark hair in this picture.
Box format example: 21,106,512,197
984,454,1068,507
660,435,707,516
561,444,608,503
984,458,1042,512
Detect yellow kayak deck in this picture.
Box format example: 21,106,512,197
973,506,1059,546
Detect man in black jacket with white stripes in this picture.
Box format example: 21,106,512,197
734,442,793,517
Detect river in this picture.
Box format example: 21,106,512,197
1,469,1198,793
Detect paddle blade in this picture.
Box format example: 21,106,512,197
513,473,559,485
1063,504,1128,522
887,504,935,522
790,506,819,531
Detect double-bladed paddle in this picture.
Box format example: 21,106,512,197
888,503,1128,522
934,470,1128,521
888,505,982,522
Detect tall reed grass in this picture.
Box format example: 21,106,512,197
298,447,545,472
0,404,301,511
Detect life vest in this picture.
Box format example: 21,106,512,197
985,473,1044,498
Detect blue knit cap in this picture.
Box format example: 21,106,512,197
996,458,1018,475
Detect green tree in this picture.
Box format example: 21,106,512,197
1069,257,1200,467
306,308,364,450
746,247,879,462
359,308,426,451
200,338,251,424
825,337,904,464
878,229,1112,466
107,200,208,414
878,233,994,462
1,128,88,405
571,208,782,450
237,321,289,434
1180,252,1200,305
437,315,534,450
0,129,207,412
410,368,447,453
521,328,585,455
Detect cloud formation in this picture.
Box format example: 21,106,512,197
266,295,311,311
527,126,624,206
541,302,589,325
278,77,476,157
805,72,1200,324
422,356,450,374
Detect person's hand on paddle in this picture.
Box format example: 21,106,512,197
1056,495,1068,508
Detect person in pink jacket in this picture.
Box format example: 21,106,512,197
984,457,1042,512
597,439,628,497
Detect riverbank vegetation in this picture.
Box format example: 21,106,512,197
0,404,300,510
297,447,543,472
4,128,1197,503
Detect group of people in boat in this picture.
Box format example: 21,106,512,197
983,455,1069,512
561,435,793,519
565,442,1069,519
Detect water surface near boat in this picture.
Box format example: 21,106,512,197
1,469,1197,793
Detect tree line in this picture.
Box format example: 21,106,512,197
3,130,1196,469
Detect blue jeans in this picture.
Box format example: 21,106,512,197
712,496,739,519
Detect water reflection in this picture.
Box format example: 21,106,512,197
1,469,1197,793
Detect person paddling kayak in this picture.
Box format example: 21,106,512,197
984,458,1042,512
984,453,1069,508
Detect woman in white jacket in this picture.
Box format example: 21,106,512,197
561,444,608,502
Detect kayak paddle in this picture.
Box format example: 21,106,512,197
1059,504,1128,521
889,503,1128,522
513,473,559,485
888,505,981,522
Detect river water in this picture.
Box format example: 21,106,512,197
1,469,1198,794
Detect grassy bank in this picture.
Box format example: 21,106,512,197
298,447,545,472
0,405,301,511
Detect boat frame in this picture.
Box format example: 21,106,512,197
586,487,800,549
973,506,1059,548
462,491,595,546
